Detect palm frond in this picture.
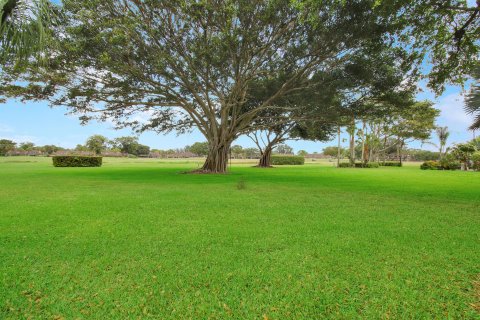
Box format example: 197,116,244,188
0,0,55,65
465,67,480,130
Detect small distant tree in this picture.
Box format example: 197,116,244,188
19,141,35,151
323,146,346,158
41,144,61,155
185,142,209,157
393,101,440,165
75,144,88,152
435,126,450,160
275,144,294,155
136,144,150,157
85,135,109,155
0,139,16,155
297,150,308,157
113,136,140,155
231,145,244,159
243,148,260,159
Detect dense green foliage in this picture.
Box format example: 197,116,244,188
271,155,305,165
439,154,462,171
451,142,477,170
0,138,15,155
52,156,102,167
472,151,480,171
0,158,478,318
420,159,461,171
420,161,441,170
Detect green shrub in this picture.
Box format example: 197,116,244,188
338,162,379,168
472,152,480,171
337,162,351,168
420,160,440,170
52,156,103,167
354,162,379,168
271,155,304,165
439,156,461,171
380,161,402,167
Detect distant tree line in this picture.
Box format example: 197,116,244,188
0,135,295,159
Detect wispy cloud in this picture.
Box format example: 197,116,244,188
0,123,14,133
435,93,472,134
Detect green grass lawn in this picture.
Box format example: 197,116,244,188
0,157,479,319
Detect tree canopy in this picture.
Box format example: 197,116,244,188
0,0,420,173
1,0,478,172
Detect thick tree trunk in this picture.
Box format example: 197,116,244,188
349,132,355,166
337,126,341,167
200,141,231,173
348,116,356,166
257,147,273,167
361,120,366,164
398,141,404,166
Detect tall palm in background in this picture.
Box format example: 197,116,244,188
435,126,450,160
0,0,54,65
465,67,480,130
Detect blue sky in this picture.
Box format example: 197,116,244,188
0,82,476,153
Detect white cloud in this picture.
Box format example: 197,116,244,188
8,135,42,144
435,93,472,134
0,123,14,133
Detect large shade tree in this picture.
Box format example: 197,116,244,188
0,0,412,173
246,39,416,167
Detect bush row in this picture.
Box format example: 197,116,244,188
420,160,461,170
379,161,402,167
52,156,103,167
271,155,305,165
337,162,379,168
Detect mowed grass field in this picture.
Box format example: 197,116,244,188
0,157,479,319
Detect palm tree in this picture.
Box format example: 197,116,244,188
465,67,480,130
0,0,54,64
435,126,450,160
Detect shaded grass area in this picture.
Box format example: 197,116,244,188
0,157,479,319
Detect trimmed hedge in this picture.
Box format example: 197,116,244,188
380,161,402,167
337,162,351,168
52,156,103,167
271,155,305,165
338,162,379,168
355,162,379,168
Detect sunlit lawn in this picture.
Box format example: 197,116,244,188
0,157,479,318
